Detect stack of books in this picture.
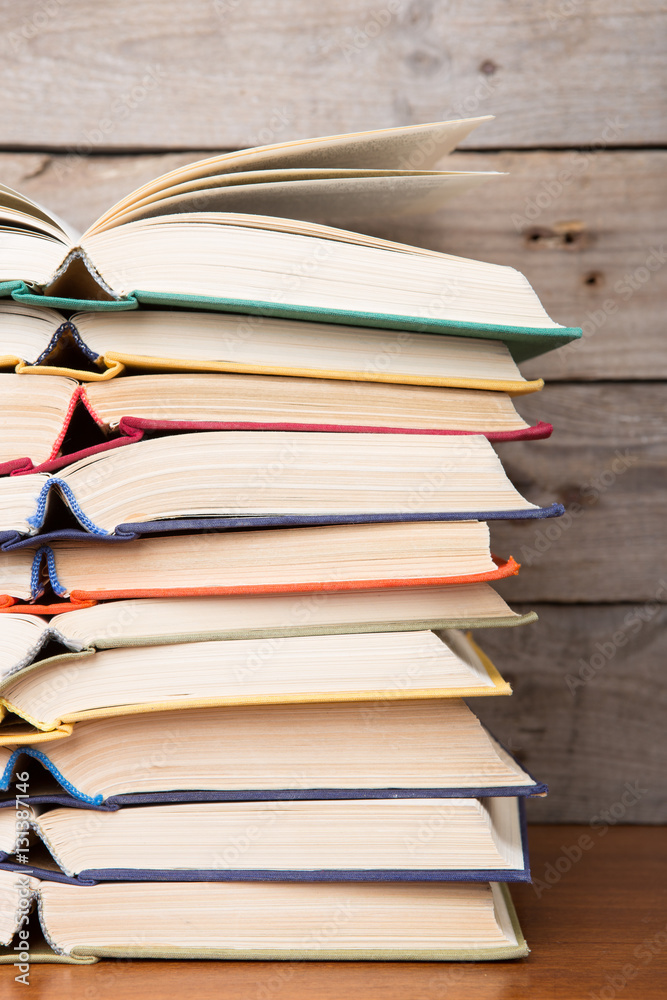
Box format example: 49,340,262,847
0,118,580,966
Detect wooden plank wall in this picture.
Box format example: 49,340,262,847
0,0,665,821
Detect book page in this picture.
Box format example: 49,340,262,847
86,117,492,236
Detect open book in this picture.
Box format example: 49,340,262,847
0,303,553,388
0,120,580,358
0,303,551,390
0,522,521,608
0,371,551,476
0,430,560,547
0,587,535,677
0,699,545,802
0,873,528,962
0,796,529,883
0,630,511,735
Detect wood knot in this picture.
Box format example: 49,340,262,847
525,221,588,251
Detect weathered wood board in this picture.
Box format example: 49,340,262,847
375,151,667,383
0,1,663,149
472,603,667,823
491,382,667,604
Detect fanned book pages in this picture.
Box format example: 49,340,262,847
0,587,536,677
0,121,580,358
0,796,530,883
0,630,510,735
0,431,562,547
0,874,528,962
0,305,551,390
0,117,496,246
0,699,547,801
0,522,522,606
0,371,552,476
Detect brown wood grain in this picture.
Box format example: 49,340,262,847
490,381,667,602
373,151,667,383
1,149,664,380
0,1,663,150
471,603,667,823
0,826,663,999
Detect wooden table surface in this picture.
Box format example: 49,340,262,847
1,824,664,999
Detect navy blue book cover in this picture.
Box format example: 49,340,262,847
0,798,532,885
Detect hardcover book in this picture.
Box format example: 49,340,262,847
0,796,531,884
0,873,529,962
0,587,536,676
0,698,547,803
0,371,552,476
0,630,511,735
0,521,522,607
0,430,561,547
0,119,580,359
0,304,553,389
